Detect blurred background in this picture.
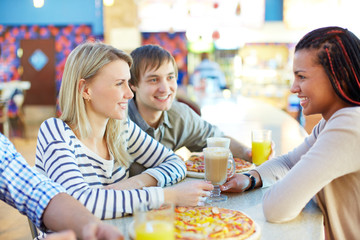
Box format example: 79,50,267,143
1,0,359,140
0,1,359,238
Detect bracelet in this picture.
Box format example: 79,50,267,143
243,173,256,191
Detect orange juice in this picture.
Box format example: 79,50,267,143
252,141,271,165
135,220,175,240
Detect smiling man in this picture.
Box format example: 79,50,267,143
128,45,251,166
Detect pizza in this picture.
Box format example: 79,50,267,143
185,154,255,176
175,206,259,240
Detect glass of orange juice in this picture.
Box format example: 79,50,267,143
134,202,175,240
251,129,272,166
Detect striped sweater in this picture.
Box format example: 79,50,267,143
35,117,186,219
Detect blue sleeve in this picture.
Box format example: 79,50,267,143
0,133,66,230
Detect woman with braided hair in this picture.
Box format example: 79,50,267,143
220,26,360,240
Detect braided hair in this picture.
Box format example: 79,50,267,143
295,26,360,105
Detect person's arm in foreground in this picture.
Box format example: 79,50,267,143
0,133,123,239
43,193,123,240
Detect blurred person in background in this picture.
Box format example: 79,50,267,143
189,52,227,92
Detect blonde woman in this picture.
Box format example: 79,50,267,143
35,41,213,219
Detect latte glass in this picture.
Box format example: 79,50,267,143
203,147,235,203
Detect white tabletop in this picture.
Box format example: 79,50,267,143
104,182,324,240
104,94,324,240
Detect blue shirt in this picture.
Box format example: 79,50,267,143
190,59,227,89
0,133,65,229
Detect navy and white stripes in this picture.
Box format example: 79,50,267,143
35,118,186,219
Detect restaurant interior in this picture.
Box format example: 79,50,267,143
0,0,359,239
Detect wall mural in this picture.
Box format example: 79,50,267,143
0,24,97,118
0,24,99,137
141,32,188,85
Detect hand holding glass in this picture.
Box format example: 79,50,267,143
251,129,272,166
204,147,235,203
134,203,175,240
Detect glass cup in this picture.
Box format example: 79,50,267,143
206,137,231,148
251,129,272,166
207,137,234,160
203,147,235,203
134,202,175,240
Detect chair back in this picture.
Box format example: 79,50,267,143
27,217,39,239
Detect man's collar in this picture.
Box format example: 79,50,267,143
128,99,173,129
162,109,173,129
128,99,152,131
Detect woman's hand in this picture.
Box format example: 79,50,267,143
220,174,251,193
221,170,262,193
164,180,213,207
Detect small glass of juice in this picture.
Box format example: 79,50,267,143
134,202,175,240
251,129,272,165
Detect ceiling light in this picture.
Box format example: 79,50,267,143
103,0,114,7
33,0,44,8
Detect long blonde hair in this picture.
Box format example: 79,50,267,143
59,41,133,167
